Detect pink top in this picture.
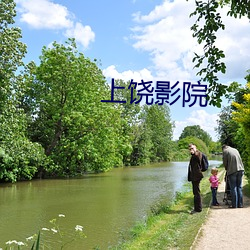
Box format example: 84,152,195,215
209,175,219,188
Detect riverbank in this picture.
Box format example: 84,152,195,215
113,168,250,250
112,169,221,249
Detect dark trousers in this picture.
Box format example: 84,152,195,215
192,181,202,212
211,187,218,205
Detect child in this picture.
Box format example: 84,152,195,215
209,168,220,206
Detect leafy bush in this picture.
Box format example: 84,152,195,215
0,139,49,182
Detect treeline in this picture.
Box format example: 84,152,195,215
0,1,176,182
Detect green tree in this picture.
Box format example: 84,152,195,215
129,122,153,165
216,106,240,147
179,125,212,146
111,79,174,166
216,72,250,152
0,0,47,182
24,39,126,175
141,104,174,162
209,141,222,155
112,79,140,165
228,75,250,176
178,136,209,156
0,0,26,108
231,99,250,176
189,0,250,107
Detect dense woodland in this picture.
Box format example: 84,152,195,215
0,1,249,183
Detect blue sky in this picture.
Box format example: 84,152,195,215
14,0,250,141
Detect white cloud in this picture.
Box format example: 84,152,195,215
214,7,250,81
130,0,250,83
131,0,197,82
132,1,174,23
65,22,95,48
173,110,219,141
16,0,95,48
16,0,73,29
103,65,153,82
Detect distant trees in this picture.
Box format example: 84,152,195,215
178,136,209,156
140,104,173,162
112,79,174,165
175,125,215,158
179,125,212,146
216,106,240,147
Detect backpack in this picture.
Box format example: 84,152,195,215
200,153,209,172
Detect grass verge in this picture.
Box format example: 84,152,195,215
111,170,226,250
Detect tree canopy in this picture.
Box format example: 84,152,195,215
216,72,250,176
178,136,209,156
179,125,212,145
0,0,48,182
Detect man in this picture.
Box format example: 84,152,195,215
222,144,244,208
188,143,204,214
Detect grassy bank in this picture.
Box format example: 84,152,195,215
111,169,225,250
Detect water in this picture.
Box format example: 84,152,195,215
0,160,221,249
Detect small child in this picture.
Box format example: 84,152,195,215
209,168,220,206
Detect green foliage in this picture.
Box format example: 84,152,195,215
216,106,240,147
179,125,212,145
189,0,250,107
128,122,153,166
0,108,50,182
222,0,250,19
178,136,209,155
112,80,174,166
112,79,141,166
0,0,27,107
209,141,222,154
0,0,188,181
140,104,174,163
31,231,40,250
230,79,250,177
171,148,190,161
24,39,127,175
216,71,250,177
0,0,48,182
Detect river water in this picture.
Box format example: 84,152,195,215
0,159,221,249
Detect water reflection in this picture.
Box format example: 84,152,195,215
0,160,222,249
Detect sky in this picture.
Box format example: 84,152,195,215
14,0,250,141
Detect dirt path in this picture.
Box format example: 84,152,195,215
192,174,250,250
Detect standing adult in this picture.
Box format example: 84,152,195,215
188,143,204,214
222,144,244,208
